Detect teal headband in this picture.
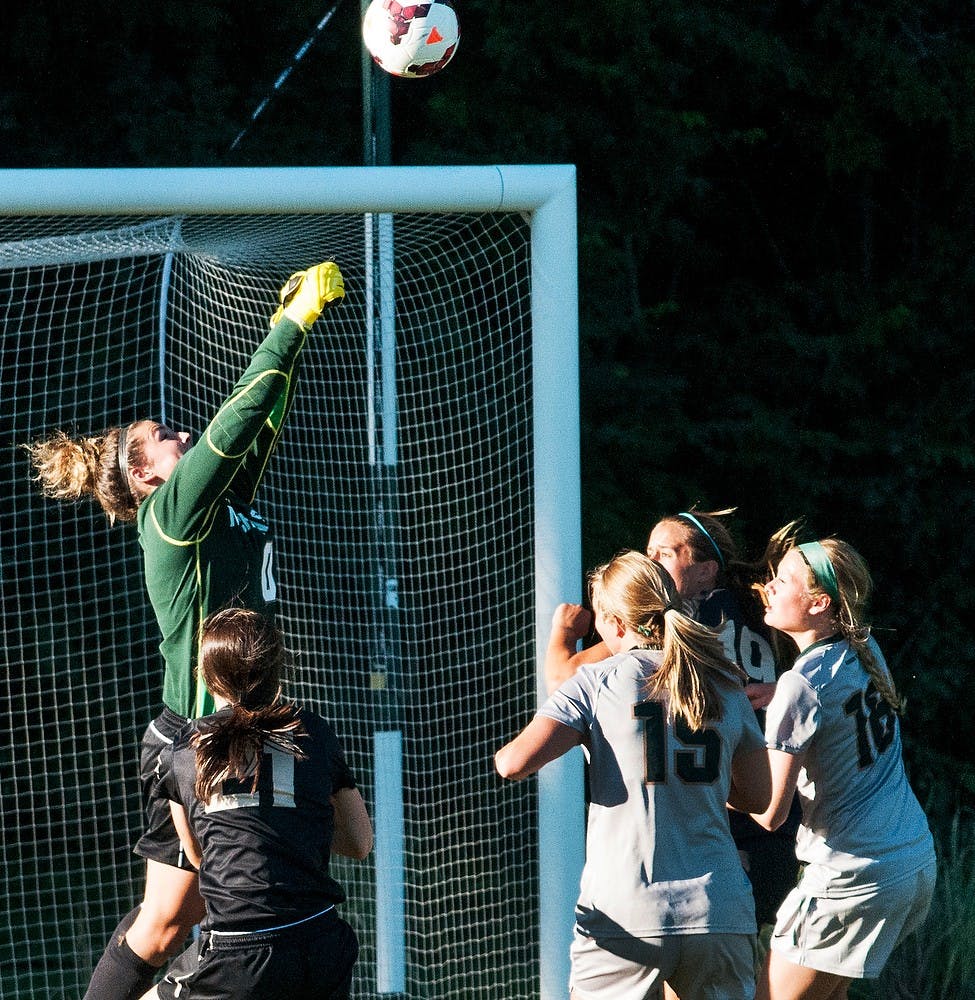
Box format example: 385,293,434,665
797,542,840,603
678,512,725,568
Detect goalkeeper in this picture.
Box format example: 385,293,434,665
27,262,345,1000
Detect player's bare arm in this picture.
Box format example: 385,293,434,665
727,745,772,815
749,749,803,831
330,788,374,860
168,802,202,871
745,681,778,710
495,715,582,781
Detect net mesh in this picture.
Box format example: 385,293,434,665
1,209,543,999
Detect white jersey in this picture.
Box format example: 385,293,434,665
539,649,765,938
764,635,935,897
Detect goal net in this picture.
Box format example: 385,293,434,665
0,167,582,1000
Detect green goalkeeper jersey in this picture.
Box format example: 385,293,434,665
138,317,307,719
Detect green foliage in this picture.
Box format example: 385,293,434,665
398,0,975,799
0,0,363,166
850,806,975,1000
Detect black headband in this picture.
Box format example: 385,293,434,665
117,423,135,499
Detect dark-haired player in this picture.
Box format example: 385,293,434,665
143,608,372,1000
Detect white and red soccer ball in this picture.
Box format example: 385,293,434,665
362,0,459,79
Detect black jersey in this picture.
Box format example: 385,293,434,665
695,587,777,688
156,706,356,932
695,588,801,845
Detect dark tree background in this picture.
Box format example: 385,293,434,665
2,0,972,817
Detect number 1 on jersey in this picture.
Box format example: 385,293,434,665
843,681,896,768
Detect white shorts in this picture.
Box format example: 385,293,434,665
769,859,937,979
569,928,757,1000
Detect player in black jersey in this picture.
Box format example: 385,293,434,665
27,263,345,1000
140,608,372,1000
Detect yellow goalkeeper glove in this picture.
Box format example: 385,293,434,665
270,261,345,330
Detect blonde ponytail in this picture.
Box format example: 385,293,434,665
816,538,902,714
590,551,746,731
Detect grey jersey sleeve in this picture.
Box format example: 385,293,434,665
764,668,820,753
537,660,605,734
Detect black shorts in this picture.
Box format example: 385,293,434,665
133,706,196,871
157,908,359,1000
736,831,801,927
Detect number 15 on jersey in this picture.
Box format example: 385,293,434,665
634,700,721,784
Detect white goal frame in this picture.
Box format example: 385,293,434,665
0,165,584,1000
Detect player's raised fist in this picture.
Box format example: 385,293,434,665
270,261,345,330
551,602,592,641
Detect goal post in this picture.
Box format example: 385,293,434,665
525,174,586,1000
0,165,583,1000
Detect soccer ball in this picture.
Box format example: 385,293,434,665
362,0,460,79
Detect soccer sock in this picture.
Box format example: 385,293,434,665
82,907,159,1000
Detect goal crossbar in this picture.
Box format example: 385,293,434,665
0,165,574,215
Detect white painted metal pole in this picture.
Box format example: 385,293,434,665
530,168,585,1000
367,204,406,994
374,730,406,992
379,214,397,467
0,165,576,216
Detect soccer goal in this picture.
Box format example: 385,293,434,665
0,166,584,1000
